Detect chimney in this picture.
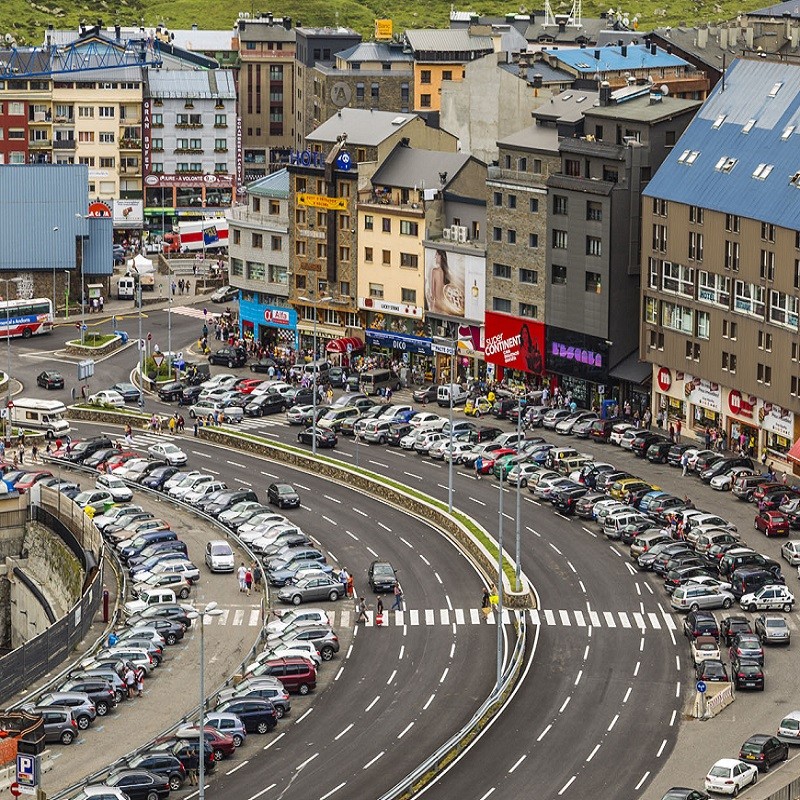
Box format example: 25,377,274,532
785,12,793,39
696,25,708,49
791,23,799,49
618,38,623,46
191,23,198,30
599,80,612,106
267,12,273,24
594,48,601,59
650,43,657,55
530,11,536,22
532,73,543,88
284,16,292,29
745,25,754,48
114,24,121,40
719,25,729,49
621,44,628,56
580,42,586,48
558,21,566,32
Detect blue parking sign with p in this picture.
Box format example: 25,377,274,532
17,753,38,787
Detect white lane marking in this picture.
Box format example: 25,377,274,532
633,612,646,629
324,495,342,504
635,583,642,596
455,608,465,625
440,609,450,625
410,610,420,626
567,561,577,573
435,572,443,585
296,753,319,771
635,772,651,791
423,693,436,710
249,610,260,626
294,483,310,491
261,471,279,479
365,696,380,712
648,613,661,629
477,790,496,800
559,610,571,626
346,530,359,541
440,667,449,683
354,508,369,517
420,554,431,566
368,460,388,468
618,612,631,629
399,537,413,548
608,714,619,731
587,744,601,762
676,682,681,698
670,710,677,727
294,708,314,725
675,655,681,672
558,777,577,796
549,543,563,555
232,610,244,626
400,645,406,660
559,696,571,713
537,724,552,742
367,546,379,558
509,754,527,773
589,610,600,626
245,784,276,800
319,782,347,800
544,610,556,625
644,582,654,595
335,723,353,741
603,612,616,628
623,687,632,703
193,451,212,458
378,522,392,532
471,498,486,506
634,661,640,677
335,667,344,681
425,609,436,625
263,733,285,751
639,638,645,653
397,722,414,739
226,760,249,775
387,670,397,685
657,739,667,758
610,547,622,558
363,751,385,770
574,670,583,686
403,471,422,481
583,645,590,660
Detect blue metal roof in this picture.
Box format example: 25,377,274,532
544,43,687,74
644,57,800,231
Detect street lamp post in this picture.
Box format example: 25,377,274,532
433,336,458,513
496,473,505,689
299,293,332,456
52,227,59,318
63,270,70,322
1,277,21,442
514,399,524,591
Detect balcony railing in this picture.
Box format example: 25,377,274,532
52,139,76,150
119,139,142,149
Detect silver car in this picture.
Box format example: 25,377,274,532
277,576,344,605
203,711,248,747
26,692,97,730
670,584,735,612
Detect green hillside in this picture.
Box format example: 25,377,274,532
1,0,747,46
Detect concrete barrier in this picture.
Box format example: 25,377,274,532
694,683,735,719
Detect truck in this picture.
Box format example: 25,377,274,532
161,218,229,254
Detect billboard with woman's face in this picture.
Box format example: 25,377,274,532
484,311,545,375
424,247,485,323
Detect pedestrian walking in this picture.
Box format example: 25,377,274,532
186,748,199,786
668,423,675,443
252,562,262,590
356,597,369,623
244,566,253,596
675,419,682,442
475,454,483,480
681,451,689,477
31,443,38,462
481,587,491,619
135,665,145,697
376,597,384,626
390,582,404,611
237,562,247,592
346,574,354,598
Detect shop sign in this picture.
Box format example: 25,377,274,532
550,341,602,368
112,200,144,226
684,374,721,412
87,201,112,218
545,327,608,382
657,367,672,392
142,99,152,173
359,297,422,319
236,115,243,187
239,296,297,330
760,402,794,439
264,308,293,326
375,18,393,39
484,311,544,374
727,390,756,419
366,328,432,355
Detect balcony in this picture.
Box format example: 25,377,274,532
120,166,142,176
360,194,423,213
52,139,76,150
119,138,142,150
28,139,51,149
176,123,204,129
174,148,203,155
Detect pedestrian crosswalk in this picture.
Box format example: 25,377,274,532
165,305,213,321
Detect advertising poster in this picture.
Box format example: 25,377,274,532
424,247,485,323
484,311,545,374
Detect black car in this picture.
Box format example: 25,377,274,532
284,387,315,407
127,540,189,570
62,435,113,463
667,443,695,467
719,615,753,646
700,456,754,483
387,422,413,446
492,396,517,419
297,427,337,448
739,734,787,768
631,432,666,457
112,382,143,402
83,448,121,469
695,659,729,682
646,439,673,464
140,465,181,490
249,357,278,374
684,610,720,641
158,381,185,402
328,366,347,388
267,482,300,509
36,370,64,389
664,565,711,593
146,740,215,774
216,698,278,734
368,560,398,592
127,604,194,629
552,485,589,515
126,618,185,646
180,385,203,405
205,489,259,517
125,753,187,792
245,393,287,416
695,452,723,473
659,789,709,800
208,346,247,368
103,768,171,800
412,384,438,404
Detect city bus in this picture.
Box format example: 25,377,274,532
0,297,54,338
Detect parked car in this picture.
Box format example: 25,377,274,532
754,614,791,645
704,759,758,795
208,345,247,368
754,510,791,537
215,698,278,733
101,769,170,800
739,734,788,769
267,482,300,509
37,370,64,389
740,585,795,613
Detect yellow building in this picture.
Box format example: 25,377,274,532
403,29,494,112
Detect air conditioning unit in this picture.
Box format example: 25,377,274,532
442,228,451,240
450,224,460,240
456,226,468,243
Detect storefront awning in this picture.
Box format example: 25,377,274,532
787,437,800,465
608,352,652,385
326,336,364,354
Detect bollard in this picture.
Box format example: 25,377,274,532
103,588,109,623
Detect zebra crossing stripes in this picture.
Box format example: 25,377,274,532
529,609,677,632
164,306,210,320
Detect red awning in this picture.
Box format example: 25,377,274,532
788,437,800,465
326,336,364,354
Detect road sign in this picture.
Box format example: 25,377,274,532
696,680,707,694
9,782,20,797
111,315,117,328
16,753,38,789
152,353,165,368
147,332,152,341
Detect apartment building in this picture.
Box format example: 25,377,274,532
641,56,800,470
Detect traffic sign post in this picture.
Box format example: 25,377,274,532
16,753,39,794
697,680,707,718
10,782,20,797
696,680,707,693
152,352,165,369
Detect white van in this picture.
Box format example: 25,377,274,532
117,276,136,300
361,369,400,396
436,384,469,407
10,398,71,438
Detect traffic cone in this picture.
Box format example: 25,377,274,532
376,611,383,626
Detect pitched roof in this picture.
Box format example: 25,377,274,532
497,122,560,153
370,146,472,189
544,43,688,74
307,108,418,147
643,57,800,231
336,42,412,63
524,17,606,42
246,168,290,198
404,29,494,54
747,0,800,18
147,69,236,99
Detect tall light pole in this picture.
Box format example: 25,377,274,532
167,266,173,378
1,277,21,442
298,292,332,456
134,270,143,397
434,336,457,513
52,227,59,318
76,214,86,345
187,600,222,800
514,398,524,591
496,472,505,689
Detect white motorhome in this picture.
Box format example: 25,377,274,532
10,398,71,438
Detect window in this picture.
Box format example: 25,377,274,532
215,114,227,127
533,159,542,174
648,258,659,289
382,250,391,266
603,167,618,183
725,214,740,233
507,229,516,244
697,271,730,307
381,218,391,233
420,70,432,84
520,269,538,284
324,309,338,326
688,231,703,261
98,106,115,118
721,352,737,372
586,201,602,221
552,230,568,250
724,240,740,271
586,236,602,257
400,253,418,268
688,205,704,223
565,159,580,177
493,263,511,279
295,241,306,256
585,271,602,293
214,138,227,151
493,297,512,312
722,319,738,340
528,233,539,248
553,195,568,215
364,215,373,231
231,258,244,277
339,245,350,261
652,198,668,217
696,311,710,339
761,222,776,243
99,132,114,143
493,191,502,207
769,290,799,329
420,95,431,108
246,261,265,281
78,131,94,143
508,194,517,209
401,288,417,303
369,283,384,299
551,265,567,285
268,264,287,284
757,363,772,385
652,224,667,252
340,281,350,296
519,302,538,317
715,156,738,172
686,341,701,361
644,296,658,324
78,106,94,118
661,301,693,333
734,281,766,318
662,262,694,297
271,236,282,252
758,330,773,351
364,247,373,263
529,198,539,213
252,233,263,249
232,229,241,245
371,84,379,102
792,376,800,396
760,250,775,281
99,157,115,168
399,220,418,236
442,70,453,81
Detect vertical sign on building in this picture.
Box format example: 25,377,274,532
236,115,243,187
142,99,152,175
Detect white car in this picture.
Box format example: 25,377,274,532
74,489,114,512
201,373,237,391
781,540,800,565
740,584,795,613
148,442,188,466
136,559,200,584
690,635,720,665
237,513,287,537
185,481,227,504
88,390,125,407
205,540,235,572
380,404,413,421
685,575,732,593
164,470,198,492
94,504,144,531
246,644,321,673
506,463,542,487
710,466,754,491
266,607,329,635
95,475,133,502
409,411,445,429
704,758,758,795
400,431,422,450
168,473,213,499
608,423,634,446
618,429,638,450
199,386,233,402
112,458,150,479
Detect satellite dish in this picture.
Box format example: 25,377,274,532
660,84,670,95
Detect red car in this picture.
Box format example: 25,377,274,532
235,378,266,394
754,510,790,537
479,447,517,474
177,725,236,760
105,451,140,472
14,470,53,492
